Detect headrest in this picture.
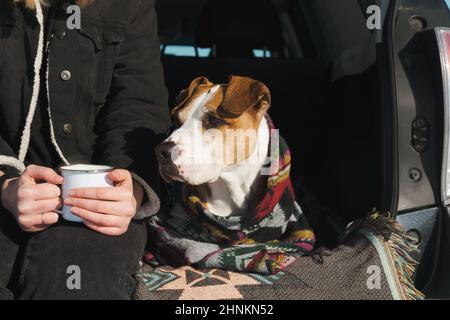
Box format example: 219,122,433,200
195,0,283,56
156,0,209,43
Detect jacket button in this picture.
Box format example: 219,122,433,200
57,30,66,39
63,123,72,134
60,70,71,81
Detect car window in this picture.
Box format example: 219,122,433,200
157,0,289,59
161,45,212,58
161,45,273,58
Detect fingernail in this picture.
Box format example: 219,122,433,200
64,198,73,205
69,190,75,197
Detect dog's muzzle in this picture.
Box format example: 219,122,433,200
156,141,182,182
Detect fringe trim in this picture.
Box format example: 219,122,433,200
364,213,425,300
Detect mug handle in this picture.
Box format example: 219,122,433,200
56,184,64,215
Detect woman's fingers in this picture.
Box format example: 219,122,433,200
108,169,132,188
40,197,63,213
63,170,136,236
72,205,129,236
64,197,129,216
18,197,62,215
18,211,59,232
20,183,61,201
71,207,123,227
69,187,128,201
21,165,63,185
41,212,60,225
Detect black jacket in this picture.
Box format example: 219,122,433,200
0,0,171,218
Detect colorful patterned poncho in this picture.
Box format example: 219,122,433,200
146,118,315,275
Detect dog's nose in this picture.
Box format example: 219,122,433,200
156,141,177,161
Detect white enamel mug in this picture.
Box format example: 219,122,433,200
59,164,114,222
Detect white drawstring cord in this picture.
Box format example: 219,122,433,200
18,0,45,162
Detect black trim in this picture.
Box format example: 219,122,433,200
379,0,400,217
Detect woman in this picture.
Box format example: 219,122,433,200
0,0,170,299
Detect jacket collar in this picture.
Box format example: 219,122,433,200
0,2,15,27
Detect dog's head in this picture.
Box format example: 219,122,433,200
156,75,271,185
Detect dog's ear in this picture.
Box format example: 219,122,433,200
219,75,271,118
171,76,212,116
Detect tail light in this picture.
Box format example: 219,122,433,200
437,28,450,204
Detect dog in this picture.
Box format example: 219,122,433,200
156,75,271,217
150,76,315,274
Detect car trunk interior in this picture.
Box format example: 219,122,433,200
156,0,384,247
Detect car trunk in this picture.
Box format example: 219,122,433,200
157,0,386,246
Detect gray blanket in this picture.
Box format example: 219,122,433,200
133,215,424,300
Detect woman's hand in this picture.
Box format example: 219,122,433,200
1,165,63,232
65,169,144,236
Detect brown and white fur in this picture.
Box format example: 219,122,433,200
156,76,272,218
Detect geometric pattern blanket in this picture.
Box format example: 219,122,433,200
146,118,315,275
134,215,425,300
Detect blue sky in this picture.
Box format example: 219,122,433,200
446,0,450,9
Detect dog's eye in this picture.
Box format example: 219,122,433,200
205,115,226,128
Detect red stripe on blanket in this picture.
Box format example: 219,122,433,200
255,179,293,221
